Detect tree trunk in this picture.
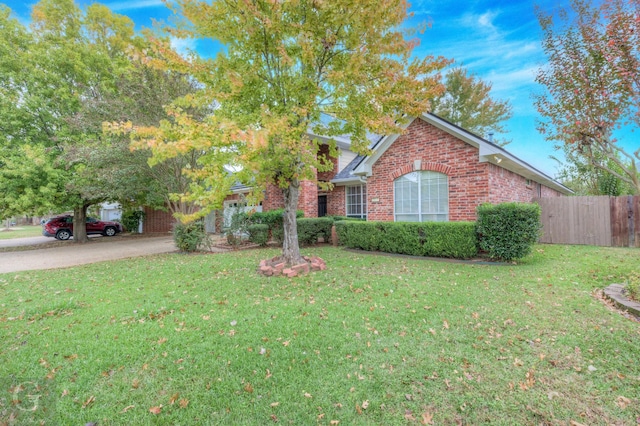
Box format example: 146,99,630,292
281,180,304,266
73,205,89,244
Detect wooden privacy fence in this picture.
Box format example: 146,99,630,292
533,196,640,247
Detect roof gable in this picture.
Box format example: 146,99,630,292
346,113,572,195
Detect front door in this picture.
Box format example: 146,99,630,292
318,195,327,217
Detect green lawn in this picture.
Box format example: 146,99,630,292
0,225,43,239
1,245,639,425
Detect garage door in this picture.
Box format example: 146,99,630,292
223,201,263,228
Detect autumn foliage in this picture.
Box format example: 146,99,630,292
127,0,449,265
536,0,640,194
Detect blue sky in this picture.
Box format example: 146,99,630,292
4,0,575,177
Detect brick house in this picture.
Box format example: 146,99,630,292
262,112,571,221
144,112,571,232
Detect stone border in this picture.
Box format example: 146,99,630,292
258,256,327,277
603,284,640,319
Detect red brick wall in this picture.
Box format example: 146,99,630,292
366,118,489,221
263,179,319,218
262,143,336,218
365,118,563,222
143,207,175,233
487,164,563,203
326,185,346,216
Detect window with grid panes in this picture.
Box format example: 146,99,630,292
346,184,367,219
393,171,448,222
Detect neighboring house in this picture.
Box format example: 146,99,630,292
143,112,572,233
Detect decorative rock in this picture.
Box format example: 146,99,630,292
292,263,310,274
257,256,327,277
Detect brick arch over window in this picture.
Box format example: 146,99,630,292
390,162,453,180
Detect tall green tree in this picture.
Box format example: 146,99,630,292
0,1,147,241
431,67,512,143
96,62,213,217
127,0,449,266
536,0,640,194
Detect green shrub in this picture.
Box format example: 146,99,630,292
476,202,541,261
120,209,145,233
627,272,640,302
173,221,211,252
335,220,478,259
297,217,334,245
420,222,478,258
247,224,269,246
334,221,383,251
329,215,366,222
248,209,304,244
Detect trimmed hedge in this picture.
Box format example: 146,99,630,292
297,217,334,245
334,221,478,259
247,224,269,246
476,202,541,261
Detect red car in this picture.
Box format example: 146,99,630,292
42,215,123,240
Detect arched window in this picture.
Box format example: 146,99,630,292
394,171,448,222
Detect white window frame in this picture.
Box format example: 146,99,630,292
345,184,367,219
393,171,449,222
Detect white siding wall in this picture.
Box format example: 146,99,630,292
338,149,357,172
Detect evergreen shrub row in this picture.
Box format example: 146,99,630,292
334,220,478,259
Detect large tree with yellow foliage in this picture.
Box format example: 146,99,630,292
132,0,449,266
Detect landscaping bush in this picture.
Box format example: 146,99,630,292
334,221,383,251
297,217,334,245
476,202,541,261
329,215,365,222
225,210,252,248
335,220,477,259
248,209,304,244
120,209,145,233
247,224,269,246
173,221,211,252
627,272,640,302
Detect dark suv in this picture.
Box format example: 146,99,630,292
42,215,123,240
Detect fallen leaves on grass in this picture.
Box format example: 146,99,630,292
149,405,162,414
82,395,95,408
616,396,631,409
121,405,135,413
421,411,434,425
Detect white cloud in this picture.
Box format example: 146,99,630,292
170,36,197,56
477,11,499,31
107,0,166,11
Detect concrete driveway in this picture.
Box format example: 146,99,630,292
0,235,58,248
0,235,178,274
